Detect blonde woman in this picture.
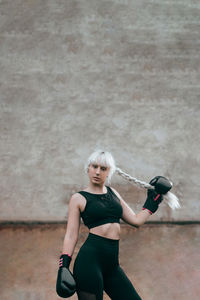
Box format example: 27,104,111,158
56,150,172,300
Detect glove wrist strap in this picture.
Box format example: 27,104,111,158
59,254,71,268
142,207,153,215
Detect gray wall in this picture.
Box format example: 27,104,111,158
1,0,200,222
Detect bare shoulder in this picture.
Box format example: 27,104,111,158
70,192,85,203
69,192,86,211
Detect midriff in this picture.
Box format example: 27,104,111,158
89,222,120,240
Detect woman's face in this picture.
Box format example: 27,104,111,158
88,162,110,185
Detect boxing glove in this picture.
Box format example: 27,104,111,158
149,176,173,195
56,254,76,298
142,176,168,214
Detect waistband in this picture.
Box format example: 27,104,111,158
87,233,119,246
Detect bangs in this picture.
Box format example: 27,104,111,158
85,150,116,182
89,152,113,168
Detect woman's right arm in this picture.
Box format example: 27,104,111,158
62,193,83,257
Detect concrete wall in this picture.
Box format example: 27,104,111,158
0,224,199,300
1,0,200,223
0,1,200,300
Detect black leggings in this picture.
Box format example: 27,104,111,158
73,233,142,300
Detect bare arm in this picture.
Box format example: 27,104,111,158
62,193,82,256
111,187,151,227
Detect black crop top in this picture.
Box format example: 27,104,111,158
78,186,123,229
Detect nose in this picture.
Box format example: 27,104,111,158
96,167,100,174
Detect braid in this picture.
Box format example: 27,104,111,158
116,167,180,210
116,168,153,190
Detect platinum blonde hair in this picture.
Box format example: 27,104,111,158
85,150,116,183
116,168,180,210
86,150,180,210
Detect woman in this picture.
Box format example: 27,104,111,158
56,150,164,300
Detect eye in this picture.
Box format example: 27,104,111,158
101,166,107,171
92,164,98,169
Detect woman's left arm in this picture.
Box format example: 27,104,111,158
111,187,151,227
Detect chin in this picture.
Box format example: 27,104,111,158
93,181,100,185
92,180,102,185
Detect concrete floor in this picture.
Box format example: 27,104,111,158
0,223,199,300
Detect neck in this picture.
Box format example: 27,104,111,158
87,182,106,194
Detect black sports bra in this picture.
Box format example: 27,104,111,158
78,186,123,229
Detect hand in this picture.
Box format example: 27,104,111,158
142,176,167,214
143,189,163,214
149,176,172,194
56,254,76,298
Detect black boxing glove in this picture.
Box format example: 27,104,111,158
149,176,173,195
142,176,165,214
143,188,163,214
56,254,76,298
143,176,173,214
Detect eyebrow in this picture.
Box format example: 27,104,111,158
92,163,108,168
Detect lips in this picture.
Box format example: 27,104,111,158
93,177,100,181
